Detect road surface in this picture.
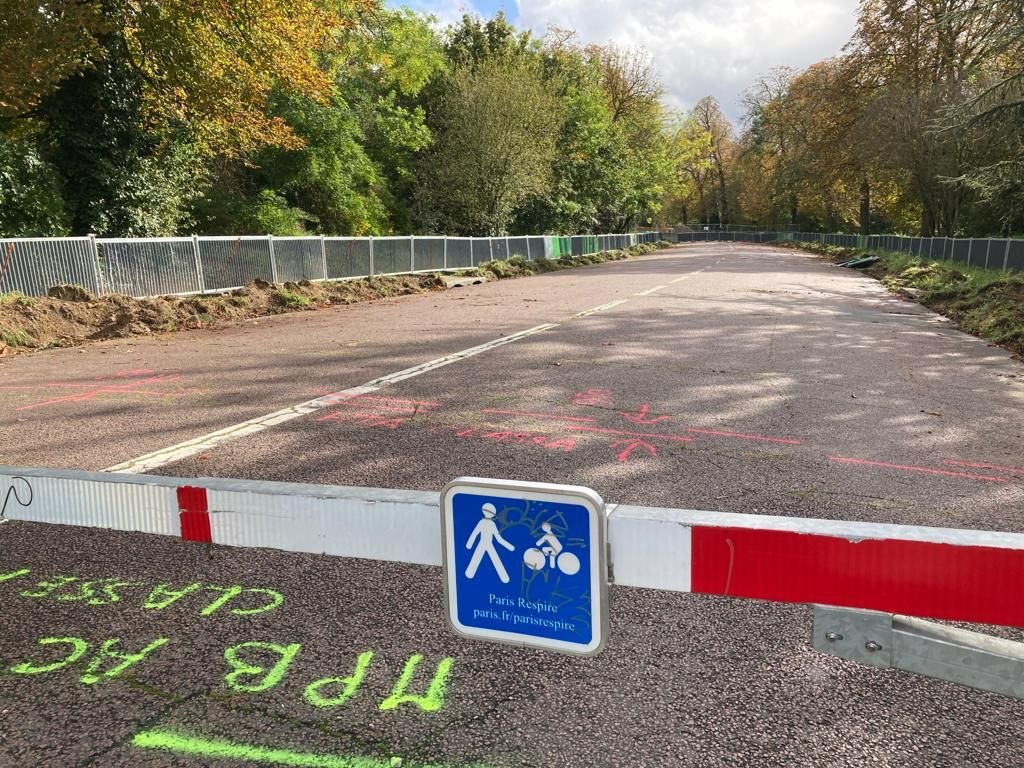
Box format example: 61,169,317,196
2,243,1023,767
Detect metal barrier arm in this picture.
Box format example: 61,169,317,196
813,606,1024,699
3,466,1024,696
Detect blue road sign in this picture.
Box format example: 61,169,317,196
441,477,608,656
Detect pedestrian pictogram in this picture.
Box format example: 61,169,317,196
441,477,608,656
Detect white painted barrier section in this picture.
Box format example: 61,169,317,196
3,465,1024,629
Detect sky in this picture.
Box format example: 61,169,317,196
396,0,861,125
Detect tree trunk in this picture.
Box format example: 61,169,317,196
789,194,798,231
859,178,870,235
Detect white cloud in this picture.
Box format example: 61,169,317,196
515,0,860,126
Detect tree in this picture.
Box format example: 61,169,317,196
0,134,69,236
691,97,735,226
943,0,1024,233
416,57,563,235
588,45,663,123
846,0,1008,235
0,0,105,118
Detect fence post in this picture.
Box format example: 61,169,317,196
320,236,328,281
267,234,278,283
410,235,415,272
369,237,375,276
191,235,206,294
489,238,494,262
443,236,448,270
1004,239,1012,272
87,233,105,296
967,239,973,267
984,239,992,270
526,237,532,261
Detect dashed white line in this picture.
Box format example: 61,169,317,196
571,299,630,318
105,260,714,474
635,285,667,296
105,323,558,474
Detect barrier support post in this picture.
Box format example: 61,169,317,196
813,605,1024,700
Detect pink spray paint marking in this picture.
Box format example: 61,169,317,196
13,375,193,412
567,425,694,443
481,408,595,423
621,404,670,425
431,424,576,452
944,460,1024,475
611,439,658,462
316,411,407,430
831,456,1008,483
573,388,614,407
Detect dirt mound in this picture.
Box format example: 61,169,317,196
0,241,670,357
47,285,94,301
0,275,446,356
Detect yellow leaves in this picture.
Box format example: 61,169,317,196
0,0,107,117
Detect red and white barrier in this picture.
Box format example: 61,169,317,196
3,466,1023,628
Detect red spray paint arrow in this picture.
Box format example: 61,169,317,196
611,439,659,462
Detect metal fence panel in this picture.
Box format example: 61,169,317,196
413,237,445,271
199,237,274,291
372,237,412,275
507,237,529,260
470,239,491,266
99,238,200,297
1006,240,1024,271
490,238,509,262
526,236,544,261
446,238,472,269
950,238,971,265
0,237,99,297
324,238,370,279
273,237,325,283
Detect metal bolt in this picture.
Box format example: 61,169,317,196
865,640,883,652
825,632,843,642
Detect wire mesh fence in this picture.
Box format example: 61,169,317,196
0,231,664,299
0,237,101,297
669,230,1023,271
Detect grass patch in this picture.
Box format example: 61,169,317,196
276,289,311,308
474,241,667,281
0,327,33,347
0,291,34,308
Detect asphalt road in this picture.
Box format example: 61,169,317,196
2,243,1024,767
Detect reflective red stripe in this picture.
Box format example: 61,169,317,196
690,526,1024,628
176,486,211,543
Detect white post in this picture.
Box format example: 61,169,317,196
443,236,448,270
526,237,532,261
489,238,494,262
87,233,104,296
368,237,375,276
410,235,415,272
192,235,206,293
506,236,511,259
267,234,278,283
984,239,992,270
967,238,973,267
320,235,328,281
1005,239,1012,272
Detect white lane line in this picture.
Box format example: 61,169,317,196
572,299,629,318
106,269,707,474
105,323,558,474
635,285,667,296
